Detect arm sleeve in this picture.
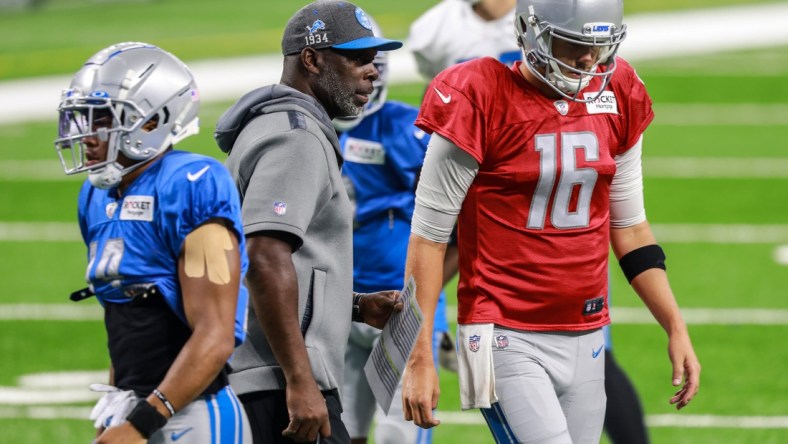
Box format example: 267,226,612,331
610,136,646,228
411,133,479,243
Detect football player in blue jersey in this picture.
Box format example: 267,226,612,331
333,19,451,444
54,42,251,444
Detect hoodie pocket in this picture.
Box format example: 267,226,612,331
301,268,326,336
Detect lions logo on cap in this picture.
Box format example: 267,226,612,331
354,7,372,30
306,19,326,35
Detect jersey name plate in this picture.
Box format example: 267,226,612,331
344,137,386,165
120,195,155,221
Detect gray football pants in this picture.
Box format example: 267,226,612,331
149,385,252,444
481,327,606,444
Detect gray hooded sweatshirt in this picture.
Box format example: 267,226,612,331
215,84,353,397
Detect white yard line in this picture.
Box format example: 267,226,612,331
775,245,788,266
0,160,81,181
5,303,787,325
643,158,788,179
0,304,101,321
0,405,786,429
0,222,80,242
0,406,93,420
0,388,100,405
443,307,788,326
5,156,788,182
610,308,788,326
651,224,788,244
653,104,788,126
2,371,787,429
3,222,788,243
435,411,788,429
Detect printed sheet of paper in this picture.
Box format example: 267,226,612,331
363,276,423,415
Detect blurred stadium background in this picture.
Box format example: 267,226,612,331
1,0,787,443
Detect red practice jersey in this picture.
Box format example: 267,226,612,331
416,57,654,331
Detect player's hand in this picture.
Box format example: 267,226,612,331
93,422,146,444
359,290,403,329
402,353,441,429
283,378,331,442
667,331,701,410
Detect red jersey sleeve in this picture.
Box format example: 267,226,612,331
614,58,655,154
415,58,507,164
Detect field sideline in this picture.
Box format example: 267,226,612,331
2,2,788,124
1,1,787,443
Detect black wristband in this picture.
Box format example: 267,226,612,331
152,389,176,417
126,400,167,439
619,244,667,283
352,292,365,323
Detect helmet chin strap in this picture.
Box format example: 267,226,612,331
88,162,124,190
547,59,591,96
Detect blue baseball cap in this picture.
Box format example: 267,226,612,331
282,1,402,56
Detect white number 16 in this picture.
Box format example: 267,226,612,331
527,132,599,230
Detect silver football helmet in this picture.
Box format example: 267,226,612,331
333,17,389,133
54,42,200,189
515,0,626,102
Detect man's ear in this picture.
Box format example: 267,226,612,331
302,47,322,76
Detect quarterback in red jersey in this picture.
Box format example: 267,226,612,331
401,0,701,442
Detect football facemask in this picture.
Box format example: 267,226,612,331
54,42,200,189
516,0,626,102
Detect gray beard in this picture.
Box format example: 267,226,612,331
317,64,362,118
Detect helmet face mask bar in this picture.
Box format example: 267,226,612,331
53,42,200,189
56,93,147,179
516,0,627,102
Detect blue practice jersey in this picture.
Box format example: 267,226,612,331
340,101,448,333
77,150,249,346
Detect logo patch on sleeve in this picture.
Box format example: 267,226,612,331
582,296,605,316
119,196,154,221
584,91,618,114
343,137,386,165
273,201,287,216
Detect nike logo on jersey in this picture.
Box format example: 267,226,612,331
433,87,451,104
171,427,194,441
592,345,604,359
187,165,210,181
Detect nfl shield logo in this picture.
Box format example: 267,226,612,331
495,334,509,349
273,201,287,216
105,202,118,219
554,100,569,116
468,334,481,353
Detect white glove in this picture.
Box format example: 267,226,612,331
88,384,138,429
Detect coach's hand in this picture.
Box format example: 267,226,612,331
359,290,403,329
283,378,331,442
